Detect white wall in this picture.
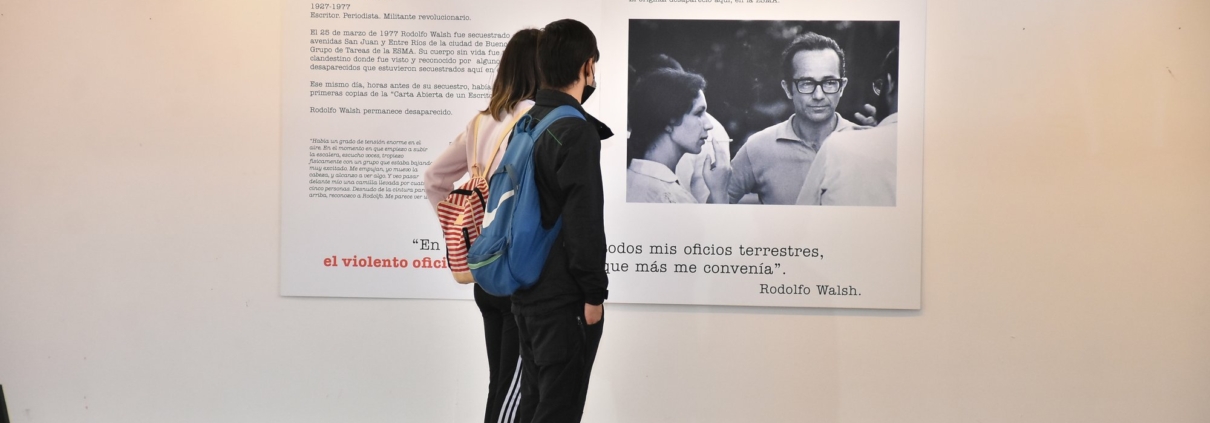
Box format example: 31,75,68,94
1,0,1208,422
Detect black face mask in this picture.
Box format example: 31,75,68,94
581,67,596,103
581,83,595,103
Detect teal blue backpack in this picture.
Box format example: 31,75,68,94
468,106,584,296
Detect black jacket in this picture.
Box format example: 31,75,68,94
510,89,614,316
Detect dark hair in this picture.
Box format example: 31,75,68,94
629,54,683,92
880,47,899,86
484,28,541,120
780,32,846,82
637,54,683,74
538,19,600,89
876,47,899,120
628,69,707,162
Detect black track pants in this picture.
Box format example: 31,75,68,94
476,286,524,423
513,304,604,423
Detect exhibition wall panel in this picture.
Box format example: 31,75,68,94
0,0,1207,422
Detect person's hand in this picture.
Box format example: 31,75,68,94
853,104,879,127
584,303,603,325
702,138,732,203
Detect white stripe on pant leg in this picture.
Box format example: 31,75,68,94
499,358,522,423
505,391,521,423
501,359,522,423
498,357,523,423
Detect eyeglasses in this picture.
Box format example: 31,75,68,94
792,78,845,94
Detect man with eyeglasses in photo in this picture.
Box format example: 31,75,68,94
797,47,899,206
727,32,864,205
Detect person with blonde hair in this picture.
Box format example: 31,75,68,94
423,28,542,423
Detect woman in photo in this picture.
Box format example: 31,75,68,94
422,28,539,423
627,68,731,203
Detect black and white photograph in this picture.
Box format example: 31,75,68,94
627,20,900,206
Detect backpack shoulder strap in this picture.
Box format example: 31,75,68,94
479,105,531,179
469,114,484,175
530,105,586,140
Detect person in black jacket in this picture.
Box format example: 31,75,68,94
511,18,614,423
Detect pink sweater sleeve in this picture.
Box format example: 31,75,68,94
423,117,475,213
421,100,534,214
